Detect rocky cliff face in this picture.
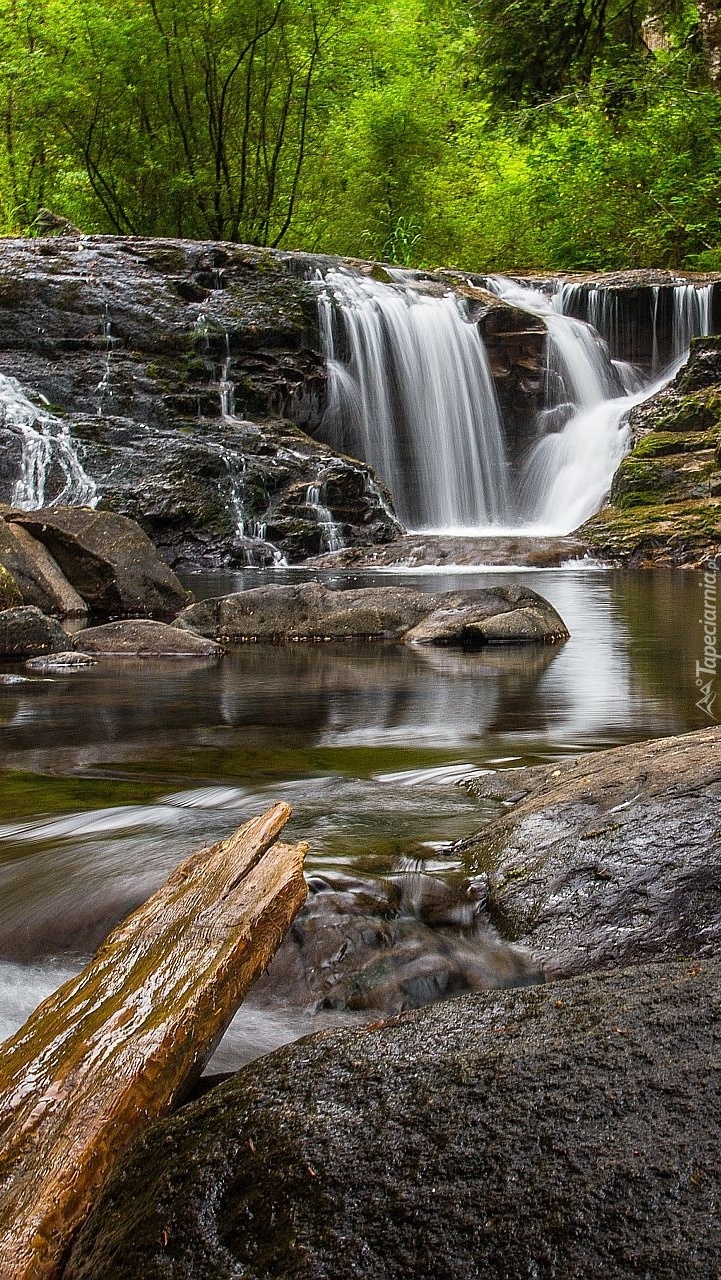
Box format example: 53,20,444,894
0,237,401,567
581,336,721,566
1,238,719,569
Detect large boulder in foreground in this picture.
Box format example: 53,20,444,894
175,582,569,645
459,725,721,978
66,955,721,1280
5,508,188,617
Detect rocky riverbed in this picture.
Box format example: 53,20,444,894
45,724,721,1277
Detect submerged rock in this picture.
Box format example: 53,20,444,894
250,868,541,1018
66,955,721,1280
25,650,97,671
459,726,721,978
175,582,569,646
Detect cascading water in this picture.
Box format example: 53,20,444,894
554,280,713,374
500,277,713,533
319,267,711,539
1,373,97,510
316,270,511,531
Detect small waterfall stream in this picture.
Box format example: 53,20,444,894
318,271,714,537
1,373,97,510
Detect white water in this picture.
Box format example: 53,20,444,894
488,276,649,533
0,373,97,510
316,270,511,530
305,474,344,553
318,270,713,538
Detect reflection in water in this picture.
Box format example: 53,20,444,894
0,565,716,1064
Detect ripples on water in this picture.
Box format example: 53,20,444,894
0,565,715,1066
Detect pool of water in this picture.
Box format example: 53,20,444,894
0,563,715,1063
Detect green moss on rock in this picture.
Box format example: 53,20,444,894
0,563,22,608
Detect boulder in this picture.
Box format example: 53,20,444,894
458,726,721,979
0,561,21,609
76,619,220,657
6,508,188,618
0,606,68,658
0,517,88,615
175,582,569,646
65,955,721,1280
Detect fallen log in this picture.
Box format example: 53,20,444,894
0,800,307,1280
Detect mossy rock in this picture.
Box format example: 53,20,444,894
0,563,22,609
611,457,686,508
631,429,719,460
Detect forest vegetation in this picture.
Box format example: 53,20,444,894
1,0,720,271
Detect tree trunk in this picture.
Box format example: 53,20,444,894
697,0,721,92
0,801,307,1280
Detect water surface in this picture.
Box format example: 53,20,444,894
0,564,714,1062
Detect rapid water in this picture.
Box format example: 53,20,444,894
319,272,714,538
317,271,511,529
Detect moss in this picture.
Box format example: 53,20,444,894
0,563,22,608
631,429,718,459
611,457,685,508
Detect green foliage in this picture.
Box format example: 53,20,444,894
0,0,721,270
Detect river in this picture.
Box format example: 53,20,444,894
0,562,714,1067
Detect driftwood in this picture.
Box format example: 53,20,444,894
0,801,307,1280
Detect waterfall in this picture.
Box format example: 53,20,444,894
671,283,712,362
488,276,713,534
1,374,97,510
554,280,713,374
316,271,511,531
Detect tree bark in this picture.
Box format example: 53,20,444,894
0,801,307,1280
697,0,721,93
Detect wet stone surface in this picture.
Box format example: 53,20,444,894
66,954,721,1280
460,725,721,978
0,237,401,567
175,581,570,646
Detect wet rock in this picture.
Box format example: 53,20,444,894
76,619,220,657
0,605,68,658
0,237,401,567
175,582,569,646
6,507,188,618
251,869,541,1018
306,532,587,569
25,650,97,670
65,955,721,1280
581,336,721,567
459,726,721,979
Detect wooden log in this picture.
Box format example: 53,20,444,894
0,801,307,1280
